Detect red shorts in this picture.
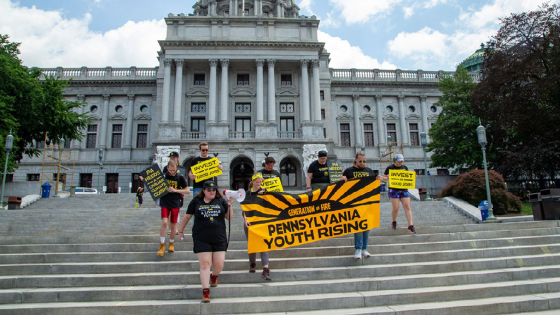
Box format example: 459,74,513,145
161,207,180,223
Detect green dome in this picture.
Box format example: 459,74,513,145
460,44,486,72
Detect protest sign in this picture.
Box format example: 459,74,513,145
327,160,344,183
140,164,169,201
388,170,416,189
241,176,380,253
262,177,283,192
190,157,222,183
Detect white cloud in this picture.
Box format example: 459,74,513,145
0,0,165,68
388,27,447,59
329,0,403,24
403,7,414,19
298,0,315,15
319,30,397,69
424,0,447,8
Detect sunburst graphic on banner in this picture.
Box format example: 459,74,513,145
241,176,380,225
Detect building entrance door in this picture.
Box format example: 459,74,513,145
106,173,119,193
231,157,254,191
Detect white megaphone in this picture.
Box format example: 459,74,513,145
223,189,246,202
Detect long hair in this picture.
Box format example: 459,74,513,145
353,151,366,168
195,184,223,199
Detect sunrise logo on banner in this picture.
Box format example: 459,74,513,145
241,176,380,253
190,157,222,183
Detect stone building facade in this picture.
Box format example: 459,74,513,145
10,0,479,193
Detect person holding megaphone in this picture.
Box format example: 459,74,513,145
178,180,232,303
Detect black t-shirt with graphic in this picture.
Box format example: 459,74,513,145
186,197,229,243
343,166,375,180
190,156,215,189
136,191,143,199
307,160,330,184
384,164,409,191
258,169,281,180
160,173,188,208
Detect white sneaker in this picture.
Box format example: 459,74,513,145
354,249,362,259
362,250,371,257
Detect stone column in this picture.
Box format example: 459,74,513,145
99,94,110,149
161,59,172,123
375,94,385,145
353,94,362,147
173,59,184,123
124,94,135,149
420,95,429,132
220,59,230,123
73,95,85,149
398,94,408,145
256,59,265,122
300,60,310,122
311,60,321,122
267,59,276,122
208,59,218,123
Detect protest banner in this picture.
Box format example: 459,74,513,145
388,169,416,189
327,160,344,183
190,157,222,183
262,177,283,192
140,164,169,201
241,176,380,253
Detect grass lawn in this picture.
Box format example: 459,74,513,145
520,202,533,216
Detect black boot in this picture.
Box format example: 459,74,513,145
261,267,271,281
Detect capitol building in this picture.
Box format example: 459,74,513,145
11,0,481,193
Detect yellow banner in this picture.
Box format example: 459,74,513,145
242,177,380,253
262,177,283,192
388,170,416,189
190,158,222,183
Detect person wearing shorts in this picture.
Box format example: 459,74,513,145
378,154,416,233
136,187,144,208
178,181,232,303
157,160,190,256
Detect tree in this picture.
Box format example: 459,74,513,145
0,34,90,174
472,3,560,181
427,65,483,172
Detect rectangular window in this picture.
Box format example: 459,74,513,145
111,124,123,148
86,124,97,149
191,118,206,132
364,123,374,146
387,123,397,143
320,90,325,101
27,174,40,181
321,109,325,120
191,103,206,113
235,118,251,132
64,138,71,149
237,74,250,85
280,118,295,138
340,123,351,147
281,74,292,86
280,103,294,113
409,123,419,146
235,103,251,113
194,73,205,85
415,169,425,175
80,173,93,188
137,124,148,148
5,174,13,183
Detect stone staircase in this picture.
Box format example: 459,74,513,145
0,194,559,314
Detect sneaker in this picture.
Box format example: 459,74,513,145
156,243,165,256
249,262,256,273
362,250,371,257
354,249,362,259
408,225,416,234
262,267,271,281
168,242,175,253
391,221,397,229
210,274,219,287
202,288,210,303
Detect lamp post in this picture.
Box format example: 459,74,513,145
1,131,14,209
477,121,496,220
420,132,432,201
52,139,65,198
97,149,104,194
387,135,393,160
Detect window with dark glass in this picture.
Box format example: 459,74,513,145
137,124,148,148
235,118,251,132
86,124,97,149
364,123,374,146
80,173,93,188
280,159,297,187
191,118,205,132
409,123,419,146
320,90,324,100
237,74,250,85
235,103,251,113
387,123,397,143
281,74,292,86
111,124,123,148
280,118,295,138
191,103,206,113
280,103,294,113
340,123,351,147
5,174,13,182
27,174,40,181
194,73,205,85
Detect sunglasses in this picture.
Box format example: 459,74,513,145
204,188,216,192
358,160,366,163
201,149,209,152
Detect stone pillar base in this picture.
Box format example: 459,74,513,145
206,122,229,139
255,122,278,139
302,121,324,139
157,122,183,141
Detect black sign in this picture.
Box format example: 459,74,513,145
140,164,169,201
327,160,344,183
177,165,186,176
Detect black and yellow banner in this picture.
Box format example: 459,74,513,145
388,170,416,189
140,164,169,201
241,176,380,253
327,160,344,183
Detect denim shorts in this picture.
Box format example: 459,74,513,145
388,188,410,199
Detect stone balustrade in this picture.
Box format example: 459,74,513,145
330,69,480,83
40,67,158,80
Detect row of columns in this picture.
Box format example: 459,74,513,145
160,58,322,126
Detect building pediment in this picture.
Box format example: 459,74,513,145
383,114,399,120
110,114,127,120
406,114,422,120
428,114,439,120
336,113,353,120
134,114,152,120
187,89,209,96
360,114,376,120
231,88,255,96
87,115,101,121
276,89,299,97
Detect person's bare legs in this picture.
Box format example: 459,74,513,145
160,217,169,237
390,198,400,222
211,251,226,275
401,197,413,226
197,252,212,288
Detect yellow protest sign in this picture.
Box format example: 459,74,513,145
262,177,283,192
388,169,416,189
241,177,380,253
190,157,222,183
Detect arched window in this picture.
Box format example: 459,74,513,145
280,159,297,187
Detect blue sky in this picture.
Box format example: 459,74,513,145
1,0,556,70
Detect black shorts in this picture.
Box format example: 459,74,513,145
193,238,228,253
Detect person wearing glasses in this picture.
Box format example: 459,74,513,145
341,151,375,259
189,142,223,196
178,180,233,303
377,154,416,233
157,160,190,257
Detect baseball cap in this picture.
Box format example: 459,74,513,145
169,152,179,158
395,154,404,162
318,150,327,157
203,181,216,189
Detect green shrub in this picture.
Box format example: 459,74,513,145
439,170,521,215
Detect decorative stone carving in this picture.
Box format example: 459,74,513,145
375,94,383,102
302,144,327,175
103,94,110,101
209,59,219,67
352,94,360,101
77,94,85,102
311,59,320,68
267,59,276,67
220,59,229,68
155,145,181,170
163,59,173,67
300,59,309,68
397,94,405,101
256,59,265,67
127,94,135,101
175,59,185,67
420,95,427,102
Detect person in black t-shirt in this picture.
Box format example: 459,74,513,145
341,151,375,259
178,180,233,303
156,161,190,257
378,154,416,233
188,142,223,197
259,157,281,180
163,151,186,208
136,187,144,208
306,150,330,191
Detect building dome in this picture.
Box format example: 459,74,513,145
460,43,486,72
